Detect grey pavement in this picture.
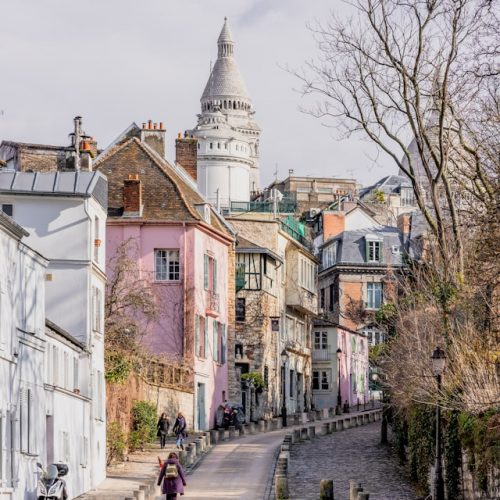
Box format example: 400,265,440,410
167,430,284,500
288,422,417,500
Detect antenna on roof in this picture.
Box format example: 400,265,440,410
274,163,278,182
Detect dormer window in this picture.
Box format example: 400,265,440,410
365,234,383,263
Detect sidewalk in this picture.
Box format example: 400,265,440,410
77,407,381,500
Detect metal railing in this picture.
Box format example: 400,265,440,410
206,290,220,313
312,348,332,361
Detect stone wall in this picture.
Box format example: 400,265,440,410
107,373,194,433
461,451,500,500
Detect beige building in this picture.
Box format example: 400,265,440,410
258,174,358,216
229,212,318,421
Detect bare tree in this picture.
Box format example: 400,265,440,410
294,0,499,287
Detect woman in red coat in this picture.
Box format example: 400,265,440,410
157,452,187,499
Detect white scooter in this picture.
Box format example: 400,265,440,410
36,463,69,500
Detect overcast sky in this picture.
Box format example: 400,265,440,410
0,0,397,188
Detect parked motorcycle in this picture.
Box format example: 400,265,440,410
36,462,69,500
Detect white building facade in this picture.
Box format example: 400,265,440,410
189,18,261,207
0,211,48,499
0,171,108,497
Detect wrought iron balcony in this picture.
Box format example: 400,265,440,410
206,290,220,317
312,347,332,362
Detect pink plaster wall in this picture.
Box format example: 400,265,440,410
106,222,230,430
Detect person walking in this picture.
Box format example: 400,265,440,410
172,412,187,450
157,452,187,499
157,413,170,449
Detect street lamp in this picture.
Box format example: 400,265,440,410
281,349,289,427
336,348,342,414
431,346,446,500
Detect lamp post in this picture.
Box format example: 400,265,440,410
336,348,342,414
281,349,289,427
431,346,446,500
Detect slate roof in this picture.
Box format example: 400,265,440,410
236,235,283,262
359,175,411,199
46,319,87,351
0,171,108,210
321,227,405,268
0,209,29,239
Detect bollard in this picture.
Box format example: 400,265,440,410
369,412,374,423
275,475,289,499
133,490,145,500
292,429,300,444
322,408,329,420
248,422,256,434
337,419,344,431
199,435,206,452
265,420,273,432
308,425,316,439
228,425,236,439
210,429,218,444
316,410,322,420
300,427,308,440
344,418,350,430
276,417,283,430
357,493,369,500
204,431,211,447
322,422,330,435
301,412,309,424
330,421,337,433
178,450,187,466
218,428,226,442
239,426,246,436
194,439,202,456
319,479,334,500
185,444,194,465
258,420,265,433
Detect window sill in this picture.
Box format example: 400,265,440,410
154,280,181,285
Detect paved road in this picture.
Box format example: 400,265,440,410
288,422,417,500
179,431,284,499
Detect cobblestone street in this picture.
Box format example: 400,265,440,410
288,422,418,500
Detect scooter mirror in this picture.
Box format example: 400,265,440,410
36,462,42,469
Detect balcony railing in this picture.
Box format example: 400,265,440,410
312,348,332,361
206,290,220,316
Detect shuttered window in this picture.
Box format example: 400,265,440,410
213,320,219,362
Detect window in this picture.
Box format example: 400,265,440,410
299,257,316,292
286,316,295,341
64,352,69,389
264,366,269,387
297,321,305,344
196,316,207,358
289,370,295,398
328,283,334,311
236,298,246,322
297,187,310,193
317,187,333,194
94,216,99,262
1,204,13,216
204,254,217,291
155,249,180,281
320,288,325,309
19,388,34,454
209,143,213,149
53,346,58,386
236,253,262,290
322,243,336,269
73,356,79,391
92,286,102,333
312,370,331,390
213,320,219,362
400,187,415,206
367,282,383,309
366,239,382,263
314,331,328,350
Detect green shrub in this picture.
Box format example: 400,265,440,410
106,422,127,465
241,371,266,389
129,401,157,452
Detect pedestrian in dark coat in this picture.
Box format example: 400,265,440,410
172,412,187,450
157,452,186,499
157,413,170,449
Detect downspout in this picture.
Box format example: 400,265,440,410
182,222,193,428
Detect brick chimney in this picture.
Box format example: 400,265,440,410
140,120,166,158
323,212,345,240
397,213,411,235
175,132,198,180
123,174,143,217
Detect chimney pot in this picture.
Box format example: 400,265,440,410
153,122,158,130
148,120,153,129
142,123,146,129
159,122,164,130
178,132,182,139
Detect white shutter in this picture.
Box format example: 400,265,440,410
19,388,28,453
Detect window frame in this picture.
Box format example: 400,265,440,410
154,249,180,282
366,282,383,309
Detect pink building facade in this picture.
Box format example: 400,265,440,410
97,123,235,431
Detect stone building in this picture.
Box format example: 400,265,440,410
314,201,406,351
260,174,358,216
229,213,318,421
93,122,237,431
188,18,261,207
0,117,97,173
